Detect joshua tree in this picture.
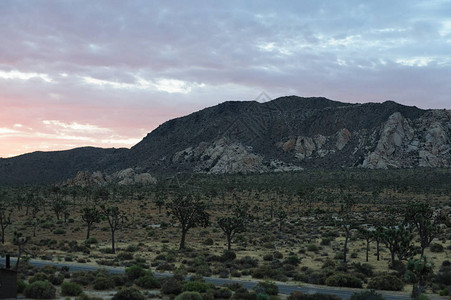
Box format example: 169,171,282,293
0,199,12,244
405,202,443,257
81,206,103,240
382,225,415,267
101,205,127,253
339,194,355,263
358,226,374,262
167,192,209,250
13,231,30,271
407,256,434,299
217,202,250,250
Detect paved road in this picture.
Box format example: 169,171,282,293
0,257,445,300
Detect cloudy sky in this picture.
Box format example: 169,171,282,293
1,0,450,158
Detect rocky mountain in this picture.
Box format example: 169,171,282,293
0,96,450,185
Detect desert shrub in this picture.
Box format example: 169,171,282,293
325,273,362,288
49,274,64,285
256,293,269,300
175,291,203,300
125,265,146,280
135,273,160,288
263,253,274,261
350,252,358,258
333,252,344,260
238,256,259,269
367,274,404,291
350,290,385,300
288,291,341,300
125,244,139,252
112,287,145,300
351,262,374,277
252,265,282,279
273,251,283,259
17,279,27,293
203,238,214,245
93,276,115,290
430,243,444,253
24,280,56,299
111,274,127,287
76,293,104,300
161,277,183,295
214,287,233,299
221,250,237,261
232,287,257,300
417,294,431,300
61,281,83,296
29,272,48,283
71,271,94,286
85,237,98,244
53,228,66,235
284,255,301,266
307,244,319,252
320,238,332,246
117,252,134,260
254,281,278,296
435,261,451,286
182,281,214,293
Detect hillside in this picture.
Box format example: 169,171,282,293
0,96,450,185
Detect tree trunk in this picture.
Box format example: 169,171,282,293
227,234,232,251
343,227,350,263
420,246,425,258
1,227,4,244
111,229,115,253
179,229,187,250
390,250,395,267
86,223,91,240
366,240,369,262
376,240,380,261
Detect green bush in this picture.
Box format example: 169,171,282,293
17,279,27,293
254,281,278,296
117,252,134,260
161,277,183,295
76,293,104,300
430,243,444,253
350,290,385,300
221,250,237,261
85,237,98,244
325,273,362,288
214,287,233,299
182,281,214,293
125,265,146,280
61,281,83,296
174,291,203,300
112,287,145,300
232,287,257,300
307,244,319,252
288,291,341,300
53,228,66,234
263,253,274,261
284,255,301,266
29,272,48,283
93,276,115,290
135,274,160,288
367,274,404,291
24,280,56,299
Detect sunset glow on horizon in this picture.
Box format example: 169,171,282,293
1,1,450,158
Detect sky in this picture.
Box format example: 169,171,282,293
1,1,450,158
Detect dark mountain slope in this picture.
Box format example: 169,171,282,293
0,96,449,185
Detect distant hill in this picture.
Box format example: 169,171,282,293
0,96,450,185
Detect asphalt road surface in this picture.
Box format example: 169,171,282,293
1,257,446,300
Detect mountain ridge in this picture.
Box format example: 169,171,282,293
0,96,449,185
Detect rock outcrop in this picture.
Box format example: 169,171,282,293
66,168,157,187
